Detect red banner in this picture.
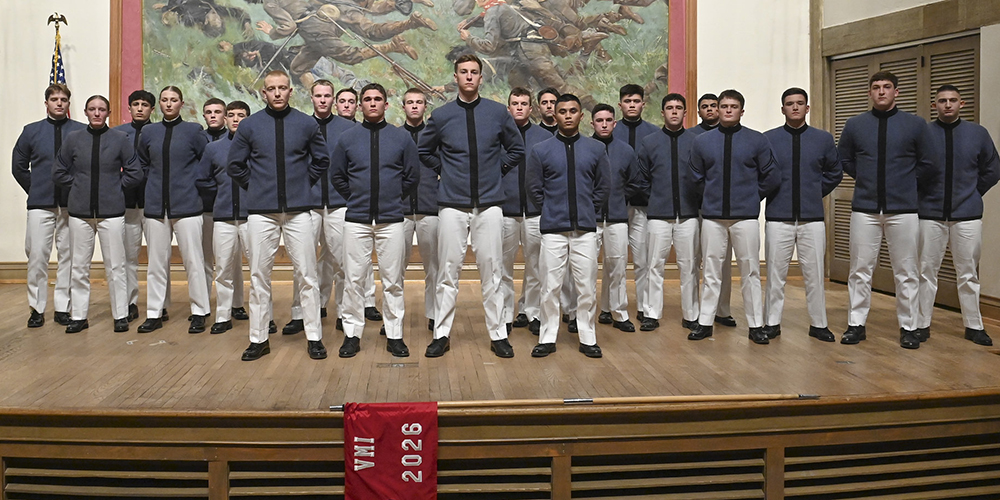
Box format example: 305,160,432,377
344,402,438,500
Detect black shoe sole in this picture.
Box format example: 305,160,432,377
242,346,270,361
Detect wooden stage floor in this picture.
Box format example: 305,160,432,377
1,278,998,412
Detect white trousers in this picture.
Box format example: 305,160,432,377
124,207,144,307
290,210,323,319
213,220,249,321
539,231,598,345
560,265,577,320
628,206,649,314
343,221,406,339
201,213,215,304
25,207,72,314
918,219,983,330
319,207,347,320
402,215,416,268
597,222,630,321
502,215,543,323
435,206,506,340
699,219,763,328
847,212,919,329
415,214,439,321
646,217,700,322
144,216,210,318
718,238,733,317
765,220,828,328
248,212,320,343
68,216,128,321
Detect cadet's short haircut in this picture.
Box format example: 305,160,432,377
718,89,745,108
85,95,110,109
160,85,184,102
263,70,291,86
454,53,483,72
662,93,686,109
935,84,961,96
780,87,809,104
336,87,358,99
226,100,250,114
508,87,533,104
556,93,581,107
45,83,71,100
128,90,155,106
697,93,719,106
360,82,387,99
402,87,425,101
869,71,898,88
591,103,615,118
537,87,560,102
310,79,335,94
619,84,644,100
203,97,226,110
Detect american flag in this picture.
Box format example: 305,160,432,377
49,25,65,85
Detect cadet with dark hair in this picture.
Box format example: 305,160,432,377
537,88,560,134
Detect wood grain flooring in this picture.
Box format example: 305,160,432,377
0,278,998,411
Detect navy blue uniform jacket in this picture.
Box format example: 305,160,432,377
12,117,86,209
526,133,610,233
637,127,701,220
331,120,419,224
53,126,143,219
691,124,780,220
919,118,1000,221
763,124,842,222
137,118,211,219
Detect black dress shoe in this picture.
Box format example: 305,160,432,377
268,320,277,334
899,328,920,349
137,318,163,333
380,325,386,336
161,309,170,321
715,315,737,327
188,314,195,321
308,340,328,359
637,311,645,321
54,311,71,326
320,307,328,318
188,314,207,334
528,319,540,335
567,319,578,334
211,320,232,334
562,313,570,324
427,319,435,331
336,318,344,331
127,303,139,322
65,319,89,334
113,318,129,332
579,343,603,358
639,317,659,331
841,325,866,344
763,324,781,339
339,336,360,358
681,319,697,330
283,319,304,335
965,328,993,346
490,338,514,358
425,336,450,357
749,327,770,345
386,338,410,357
365,306,382,321
513,313,529,328
915,327,930,342
531,343,556,357
688,324,713,340
598,311,613,324
242,340,270,361
231,307,249,320
27,308,44,328
614,319,635,332
808,326,835,342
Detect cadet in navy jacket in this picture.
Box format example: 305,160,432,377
12,83,85,327
762,87,842,343
917,84,1000,347
53,95,143,333
836,71,933,349
402,89,439,332
690,89,780,345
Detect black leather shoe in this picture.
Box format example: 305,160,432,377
309,340,328,359
637,311,645,321
639,317,659,331
915,327,930,343
614,319,635,332
188,314,195,321
127,303,139,322
425,336,450,357
380,325,386,336
763,324,781,339
386,338,410,357
365,306,382,321
749,327,770,345
598,311,613,324
567,319,578,334
427,319,435,331
681,319,697,330
562,313,570,324
531,343,556,357
231,307,249,320
65,319,89,334
137,318,163,333
688,324,713,340
336,318,344,331
528,319,540,335
513,313,529,328
188,315,207,334
900,328,920,349
268,320,277,334
283,319,304,335
808,326,835,342
242,340,270,361
491,338,515,358
27,308,44,328
161,309,170,321
841,325,867,344
211,320,232,334
54,311,71,326
320,307,328,318
113,318,129,332
579,343,603,358
965,328,993,346
339,336,360,358
715,315,737,327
